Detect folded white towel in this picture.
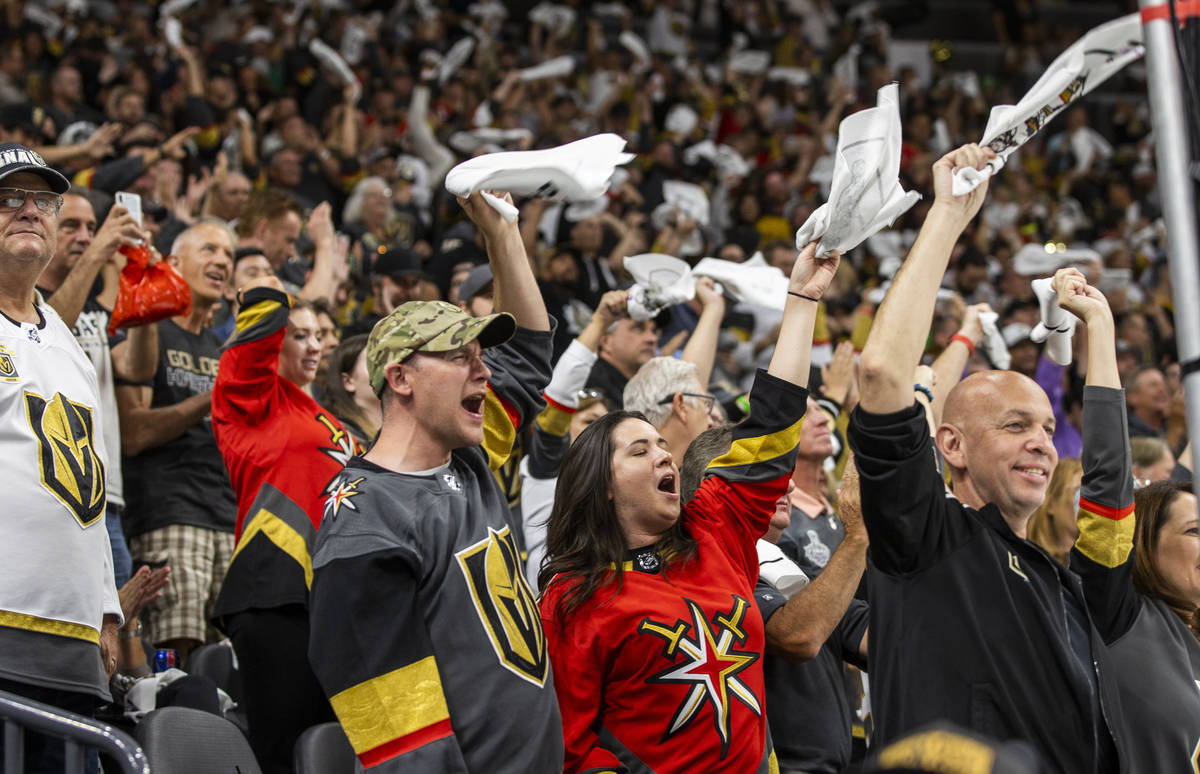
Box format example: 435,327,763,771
978,311,1010,370
952,13,1144,195
1030,277,1076,366
445,133,635,221
758,540,810,598
794,83,920,256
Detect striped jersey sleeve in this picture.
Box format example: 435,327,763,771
309,527,468,771
687,369,807,557
213,287,290,428
481,326,553,472
1070,385,1140,643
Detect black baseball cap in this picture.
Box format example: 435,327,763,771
0,142,70,194
371,244,423,278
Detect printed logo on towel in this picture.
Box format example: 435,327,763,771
25,390,105,527
639,596,761,759
456,525,548,687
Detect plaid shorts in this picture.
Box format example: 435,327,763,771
129,524,235,646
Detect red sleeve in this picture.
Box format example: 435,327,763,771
686,472,791,582
213,288,290,428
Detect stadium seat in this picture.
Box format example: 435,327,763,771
293,722,355,774
135,706,262,774
186,641,243,703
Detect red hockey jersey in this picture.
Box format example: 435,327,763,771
540,370,806,774
211,287,357,622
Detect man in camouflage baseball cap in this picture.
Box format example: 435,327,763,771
366,299,516,395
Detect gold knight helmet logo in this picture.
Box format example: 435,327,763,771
456,525,548,687
25,391,105,527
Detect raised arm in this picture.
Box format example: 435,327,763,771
1060,267,1139,642
680,277,726,390
766,458,869,661
929,302,991,425
45,207,142,328
458,191,549,331
858,144,994,414
768,241,841,388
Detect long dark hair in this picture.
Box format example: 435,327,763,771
538,410,697,623
320,334,376,442
1133,480,1200,638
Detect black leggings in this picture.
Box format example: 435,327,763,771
225,605,334,774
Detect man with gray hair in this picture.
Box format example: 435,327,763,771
117,219,238,665
623,356,718,459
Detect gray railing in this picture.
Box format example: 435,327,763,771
0,689,149,774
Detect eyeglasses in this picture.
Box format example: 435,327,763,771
658,392,717,413
0,188,63,216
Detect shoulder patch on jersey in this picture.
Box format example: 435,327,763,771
324,475,366,522
24,390,105,527
0,345,18,383
456,525,548,687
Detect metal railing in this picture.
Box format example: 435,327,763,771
0,689,149,774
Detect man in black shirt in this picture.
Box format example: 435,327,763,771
117,220,238,665
850,144,1121,773
585,316,659,408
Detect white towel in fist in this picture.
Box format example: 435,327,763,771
794,83,920,257
445,134,635,222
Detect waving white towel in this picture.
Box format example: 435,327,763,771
952,13,1144,195
623,253,696,321
518,55,575,82
794,83,920,256
1030,277,1076,366
438,37,477,85
978,311,1010,370
692,258,790,311
309,39,360,99
445,134,635,221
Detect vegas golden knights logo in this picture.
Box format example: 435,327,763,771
0,351,17,382
25,391,105,527
456,526,548,687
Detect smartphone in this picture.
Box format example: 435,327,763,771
115,191,143,228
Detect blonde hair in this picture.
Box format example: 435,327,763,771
1027,457,1083,565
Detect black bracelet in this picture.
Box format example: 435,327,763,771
913,384,934,403
788,290,821,303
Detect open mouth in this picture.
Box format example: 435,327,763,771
205,269,227,284
1015,466,1047,480
301,358,319,371
657,472,677,494
462,394,485,417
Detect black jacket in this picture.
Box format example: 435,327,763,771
848,402,1123,774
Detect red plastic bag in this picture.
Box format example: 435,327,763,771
107,244,192,336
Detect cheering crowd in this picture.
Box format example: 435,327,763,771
1,0,1196,772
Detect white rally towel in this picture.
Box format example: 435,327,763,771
309,39,360,100
518,55,575,82
692,257,790,311
758,540,810,599
952,13,1144,195
1030,277,1076,366
623,253,696,321
978,311,1010,370
444,134,636,222
438,37,477,85
794,83,920,256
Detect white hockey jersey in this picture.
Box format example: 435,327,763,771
0,303,120,699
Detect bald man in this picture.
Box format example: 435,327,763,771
117,221,239,665
849,145,1122,774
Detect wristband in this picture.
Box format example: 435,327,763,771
788,290,820,303
119,620,142,640
950,334,976,355
913,384,934,403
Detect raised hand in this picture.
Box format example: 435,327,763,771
1052,266,1111,325
790,241,841,299
931,143,996,227
821,340,856,405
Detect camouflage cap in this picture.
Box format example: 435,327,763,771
367,300,516,395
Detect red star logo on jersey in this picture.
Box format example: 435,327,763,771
323,475,365,521
638,596,761,757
